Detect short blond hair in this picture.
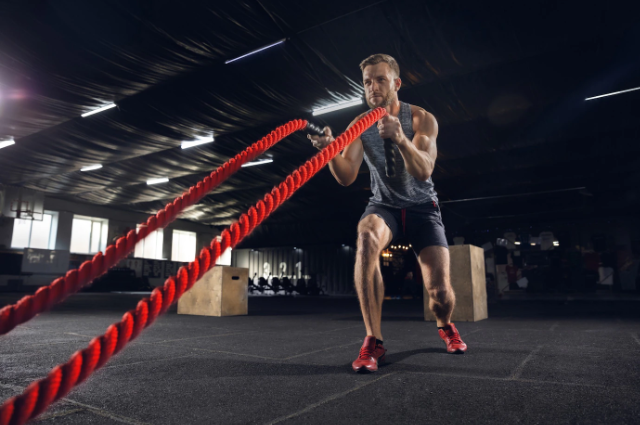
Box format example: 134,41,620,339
359,54,400,78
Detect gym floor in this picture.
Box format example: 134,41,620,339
1,294,639,424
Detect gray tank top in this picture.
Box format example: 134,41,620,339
361,101,438,208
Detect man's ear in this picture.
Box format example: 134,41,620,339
394,77,402,91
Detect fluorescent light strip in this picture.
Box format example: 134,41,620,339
241,158,273,168
0,138,15,150
312,98,363,116
81,103,116,118
181,136,214,149
80,164,103,172
585,86,640,101
225,39,286,64
147,177,169,185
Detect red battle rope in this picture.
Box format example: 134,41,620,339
0,119,307,337
0,107,386,425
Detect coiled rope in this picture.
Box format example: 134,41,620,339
0,119,307,337
0,107,386,425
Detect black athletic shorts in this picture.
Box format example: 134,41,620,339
359,199,449,255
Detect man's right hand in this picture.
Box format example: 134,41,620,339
308,126,335,150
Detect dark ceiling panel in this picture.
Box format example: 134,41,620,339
0,0,638,240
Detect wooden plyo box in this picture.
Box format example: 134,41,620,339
178,266,249,317
424,245,488,322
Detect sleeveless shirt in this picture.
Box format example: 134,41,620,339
361,101,438,208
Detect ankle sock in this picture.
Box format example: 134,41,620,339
376,339,384,346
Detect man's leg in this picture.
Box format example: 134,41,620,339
354,214,392,340
418,246,467,353
418,246,455,327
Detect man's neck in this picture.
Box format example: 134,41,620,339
385,98,401,117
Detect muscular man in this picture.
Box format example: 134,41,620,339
309,54,467,373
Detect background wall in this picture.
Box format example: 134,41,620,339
232,244,356,295
0,196,219,288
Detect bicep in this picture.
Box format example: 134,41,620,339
413,134,437,161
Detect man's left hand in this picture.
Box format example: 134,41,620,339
377,115,405,144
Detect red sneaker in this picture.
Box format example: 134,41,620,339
438,323,467,354
352,336,387,373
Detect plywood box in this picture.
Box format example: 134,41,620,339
178,266,248,317
424,245,488,322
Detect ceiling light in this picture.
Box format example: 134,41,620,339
312,98,363,116
585,86,640,101
81,103,116,118
225,39,286,64
530,243,536,246
80,164,102,172
515,242,521,245
181,136,214,149
0,137,15,149
242,158,273,168
147,177,169,185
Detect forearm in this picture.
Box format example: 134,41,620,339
397,137,435,181
328,154,357,186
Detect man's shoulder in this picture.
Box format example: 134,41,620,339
408,104,436,121
408,104,438,135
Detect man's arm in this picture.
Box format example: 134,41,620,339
395,108,438,182
308,114,366,186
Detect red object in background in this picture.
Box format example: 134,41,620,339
506,265,519,284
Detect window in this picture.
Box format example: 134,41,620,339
134,227,164,260
11,211,58,250
70,216,108,254
172,230,197,262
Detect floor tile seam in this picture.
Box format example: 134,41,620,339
0,339,92,349
0,382,148,424
191,347,278,360
263,372,397,425
281,340,364,360
513,378,608,388
62,399,151,425
190,339,364,361
398,370,613,389
471,328,564,332
509,345,544,380
33,408,85,422
98,354,199,370
134,330,260,345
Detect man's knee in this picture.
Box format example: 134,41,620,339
357,216,389,254
357,229,382,254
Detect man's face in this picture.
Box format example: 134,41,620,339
363,62,399,109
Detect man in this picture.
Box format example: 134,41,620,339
308,54,467,373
